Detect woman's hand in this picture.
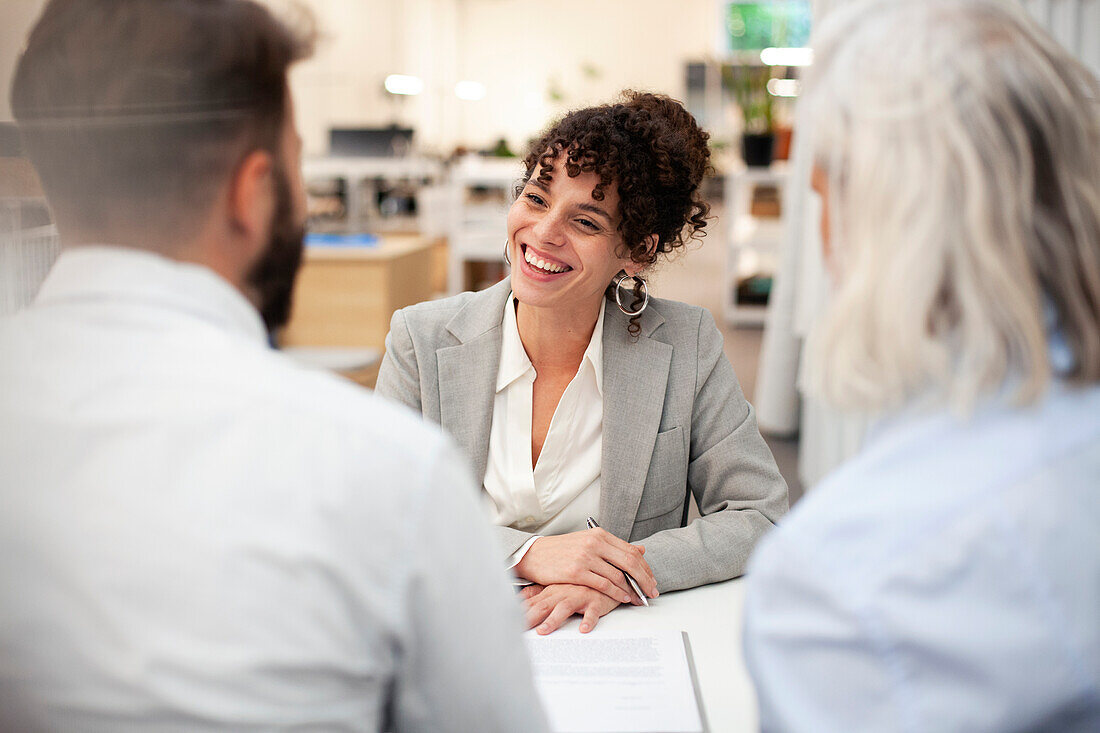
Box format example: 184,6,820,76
523,583,624,634
513,529,658,603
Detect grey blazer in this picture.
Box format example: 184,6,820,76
376,279,789,592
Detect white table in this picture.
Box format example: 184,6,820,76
546,578,757,732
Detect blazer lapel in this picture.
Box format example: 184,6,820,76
599,301,672,540
437,280,511,485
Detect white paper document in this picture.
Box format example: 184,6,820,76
524,629,705,733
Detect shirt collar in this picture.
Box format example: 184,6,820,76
495,293,606,395
585,298,606,396
34,245,269,345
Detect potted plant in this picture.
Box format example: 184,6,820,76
724,65,775,167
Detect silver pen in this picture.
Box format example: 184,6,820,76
586,516,649,607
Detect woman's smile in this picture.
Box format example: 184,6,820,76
520,244,573,276
507,168,636,317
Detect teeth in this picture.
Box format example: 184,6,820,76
524,248,569,273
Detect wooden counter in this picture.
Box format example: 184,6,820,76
279,235,437,354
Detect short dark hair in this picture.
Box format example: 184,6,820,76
522,91,712,267
11,0,314,238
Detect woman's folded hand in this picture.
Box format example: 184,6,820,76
522,583,626,634
513,528,658,602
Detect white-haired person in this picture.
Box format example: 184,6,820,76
743,0,1100,731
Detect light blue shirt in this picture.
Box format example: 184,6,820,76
743,382,1100,732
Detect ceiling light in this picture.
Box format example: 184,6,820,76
760,47,813,67
766,78,801,97
384,74,423,96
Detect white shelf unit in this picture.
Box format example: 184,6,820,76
723,164,788,327
446,156,525,294
0,219,59,316
1,154,59,315
301,156,445,234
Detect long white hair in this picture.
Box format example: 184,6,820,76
803,0,1100,412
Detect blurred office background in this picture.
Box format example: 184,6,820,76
3,0,1098,501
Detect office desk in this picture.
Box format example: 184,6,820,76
548,578,756,732
280,235,435,353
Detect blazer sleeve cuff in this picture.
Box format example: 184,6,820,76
508,535,541,570
495,524,537,559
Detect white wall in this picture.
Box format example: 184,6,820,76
447,0,720,154
3,0,729,155
275,0,420,155
7,0,1097,154
281,0,722,155
0,0,48,122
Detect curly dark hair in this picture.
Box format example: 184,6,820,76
520,90,712,336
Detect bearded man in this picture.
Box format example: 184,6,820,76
0,2,546,731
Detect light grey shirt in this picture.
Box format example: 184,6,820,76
744,381,1100,732
0,247,548,733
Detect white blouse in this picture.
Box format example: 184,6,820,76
483,294,606,564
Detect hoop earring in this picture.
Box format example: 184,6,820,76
503,241,511,266
613,273,649,317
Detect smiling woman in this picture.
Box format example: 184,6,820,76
509,171,635,324
376,91,788,635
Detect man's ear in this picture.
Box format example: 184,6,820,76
624,234,659,276
227,149,275,246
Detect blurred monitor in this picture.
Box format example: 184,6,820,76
329,127,414,157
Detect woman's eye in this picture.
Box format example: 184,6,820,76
525,193,546,206
577,218,599,231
